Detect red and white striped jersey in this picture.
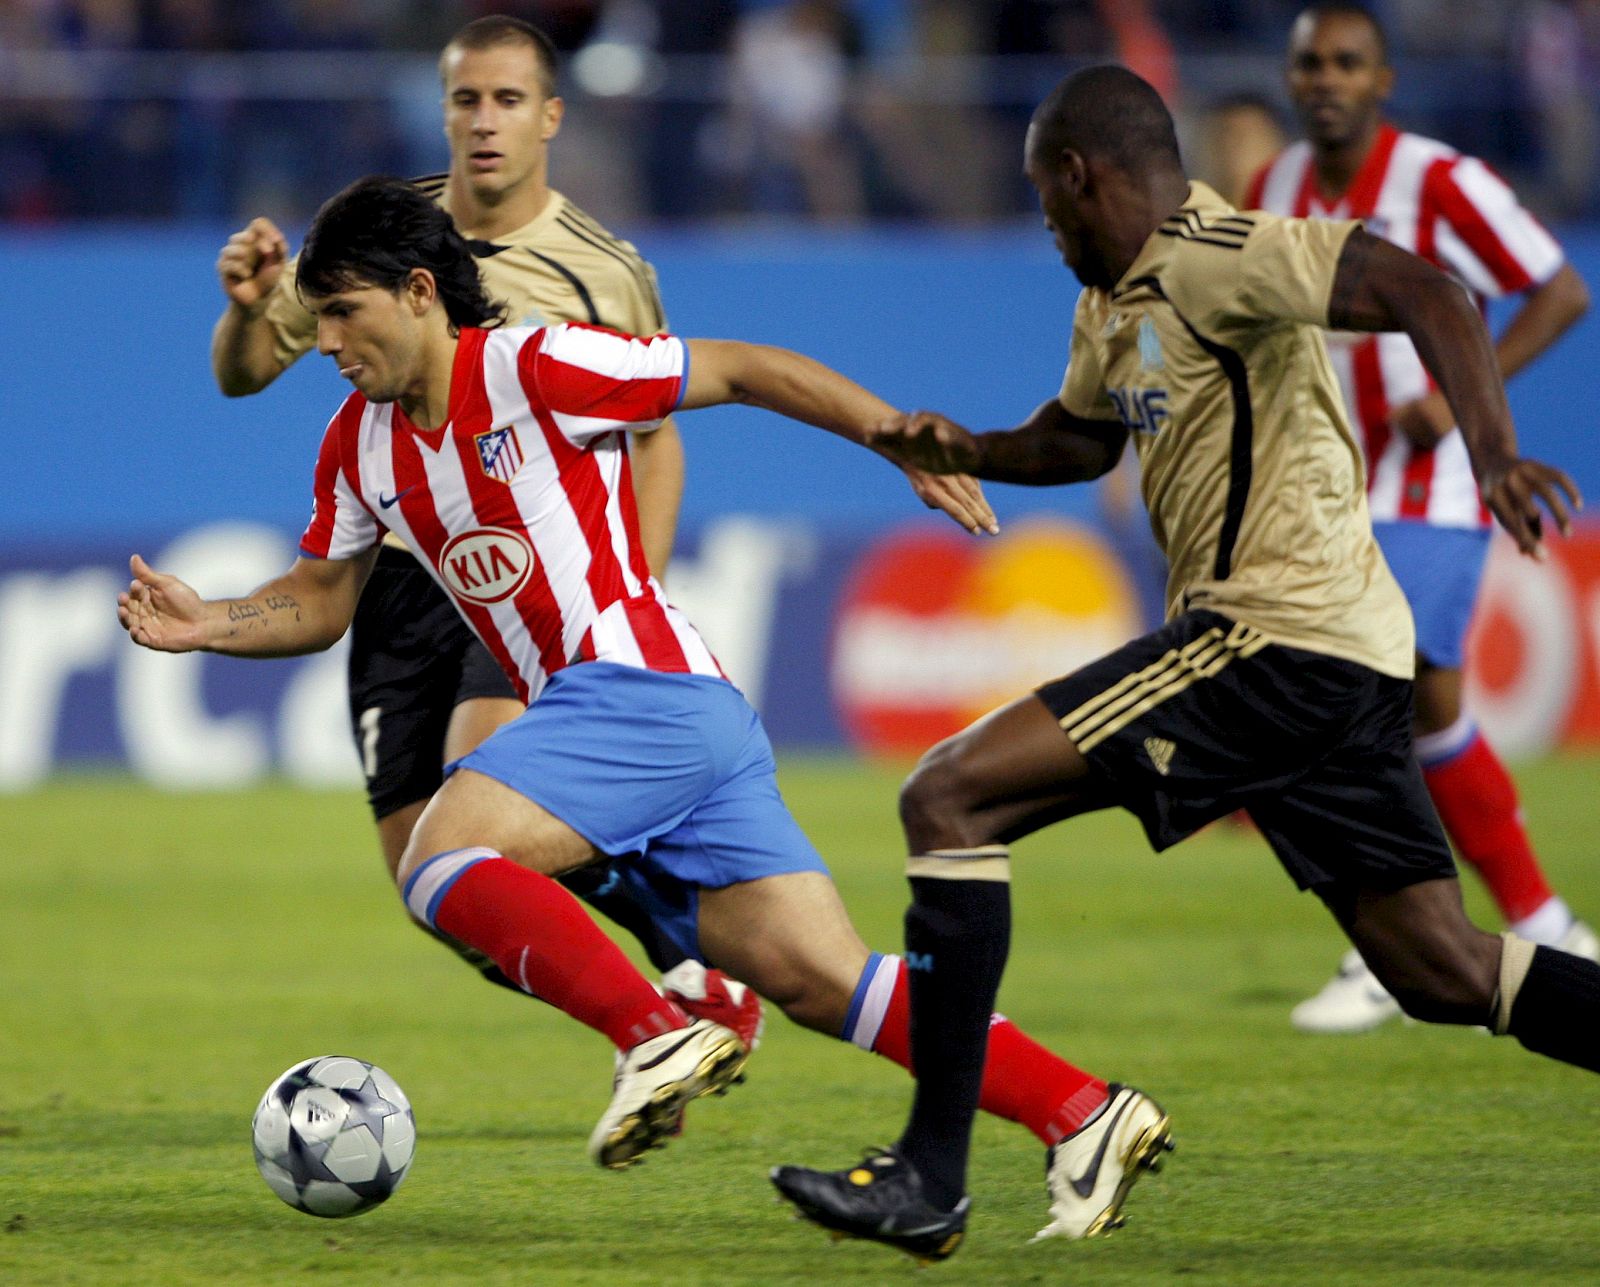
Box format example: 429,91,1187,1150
299,323,722,703
1246,124,1565,528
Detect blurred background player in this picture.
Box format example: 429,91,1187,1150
1247,3,1597,1034
208,15,758,1046
1196,92,1287,208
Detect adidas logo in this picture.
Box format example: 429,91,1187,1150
1144,736,1176,776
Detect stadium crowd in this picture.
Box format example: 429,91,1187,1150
2,0,1598,225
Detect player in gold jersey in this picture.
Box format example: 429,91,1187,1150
774,65,1598,1261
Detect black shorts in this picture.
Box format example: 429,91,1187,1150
1035,610,1456,896
347,547,519,821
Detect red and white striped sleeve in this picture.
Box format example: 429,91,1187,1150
1427,155,1565,298
298,399,380,560
517,323,686,446
1242,159,1270,211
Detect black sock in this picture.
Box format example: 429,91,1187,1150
1508,945,1600,1072
559,862,688,972
895,850,1012,1211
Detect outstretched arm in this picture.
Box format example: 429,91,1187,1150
1328,229,1581,557
211,217,295,396
681,338,998,534
864,398,1128,487
118,549,377,658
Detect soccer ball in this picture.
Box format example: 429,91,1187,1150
251,1055,416,1218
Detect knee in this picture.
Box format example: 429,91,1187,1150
393,850,426,901
394,795,484,892
394,824,468,895
899,738,987,850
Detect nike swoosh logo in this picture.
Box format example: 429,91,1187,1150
378,487,416,510
1070,1096,1134,1198
879,1216,955,1237
635,1029,699,1072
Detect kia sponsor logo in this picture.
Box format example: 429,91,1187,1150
438,528,535,604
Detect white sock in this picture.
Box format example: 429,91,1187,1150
1510,896,1576,946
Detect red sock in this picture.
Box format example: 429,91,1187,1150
1423,733,1552,923
869,958,1108,1145
415,849,685,1050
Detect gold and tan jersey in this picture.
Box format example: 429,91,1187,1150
1060,181,1414,678
261,177,668,369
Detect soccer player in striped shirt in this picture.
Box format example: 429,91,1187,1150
1248,3,1595,1034
209,16,773,1044
123,176,1154,1239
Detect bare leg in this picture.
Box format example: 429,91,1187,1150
899,692,1116,851
399,767,598,883
378,696,526,878
1322,877,1500,1024
376,800,429,882
1326,875,1600,1073
697,872,870,1033
1411,657,1461,736
1412,656,1568,936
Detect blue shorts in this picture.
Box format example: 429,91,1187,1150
449,662,827,962
1372,521,1491,669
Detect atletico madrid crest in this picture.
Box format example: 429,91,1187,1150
475,425,524,483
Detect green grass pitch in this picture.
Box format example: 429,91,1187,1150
3,756,1599,1285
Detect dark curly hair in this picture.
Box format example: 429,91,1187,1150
296,175,508,333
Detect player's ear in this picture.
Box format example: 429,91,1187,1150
1375,62,1395,103
404,268,438,316
541,94,564,142
1060,147,1089,196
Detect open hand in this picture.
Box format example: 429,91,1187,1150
901,467,998,535
1480,458,1582,560
118,554,209,652
216,217,288,310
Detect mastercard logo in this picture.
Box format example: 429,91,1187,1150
830,518,1145,755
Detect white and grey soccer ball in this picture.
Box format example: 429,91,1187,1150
251,1055,416,1218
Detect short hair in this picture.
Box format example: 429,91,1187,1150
1293,3,1388,62
1208,91,1283,126
439,15,560,96
297,176,507,333
1029,65,1182,176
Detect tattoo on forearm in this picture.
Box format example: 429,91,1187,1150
225,593,303,633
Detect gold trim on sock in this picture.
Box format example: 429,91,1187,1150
1492,932,1538,1035
907,846,1012,883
